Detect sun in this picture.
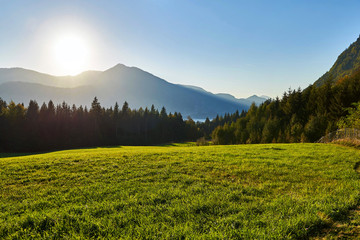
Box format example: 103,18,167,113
52,34,90,75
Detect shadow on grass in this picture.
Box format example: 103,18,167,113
158,143,177,147
0,142,199,158
157,142,198,147
261,147,285,151
307,200,360,239
307,161,360,239
0,152,51,158
87,145,123,149
0,145,124,159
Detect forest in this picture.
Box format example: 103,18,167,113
209,69,360,144
0,97,200,152
1,68,360,152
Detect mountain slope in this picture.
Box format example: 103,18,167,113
0,64,249,118
0,82,96,107
216,93,268,106
315,35,360,86
0,68,102,88
181,85,269,106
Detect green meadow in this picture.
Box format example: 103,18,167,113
1,143,360,239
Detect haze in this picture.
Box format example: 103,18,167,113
1,0,360,98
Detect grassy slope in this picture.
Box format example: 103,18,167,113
0,144,360,239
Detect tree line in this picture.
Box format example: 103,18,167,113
0,97,200,152
210,69,360,144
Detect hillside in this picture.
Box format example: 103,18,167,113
0,64,249,119
181,85,269,106
216,93,268,106
315,35,360,86
1,144,360,239
0,82,96,107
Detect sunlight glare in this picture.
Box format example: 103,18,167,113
52,34,90,75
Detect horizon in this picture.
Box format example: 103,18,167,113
1,1,360,98
0,63,271,100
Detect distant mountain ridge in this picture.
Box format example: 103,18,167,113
0,64,262,119
315,35,360,86
180,85,269,106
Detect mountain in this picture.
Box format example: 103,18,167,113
315,35,360,86
0,82,96,107
216,93,269,106
246,95,270,105
0,64,250,119
0,68,102,88
181,85,269,106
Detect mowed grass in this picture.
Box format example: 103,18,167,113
1,144,360,239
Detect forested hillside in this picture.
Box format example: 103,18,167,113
210,69,360,144
209,34,360,144
315,35,360,86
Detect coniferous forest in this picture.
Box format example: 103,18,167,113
209,69,360,144
0,97,200,152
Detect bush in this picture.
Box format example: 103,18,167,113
196,137,209,146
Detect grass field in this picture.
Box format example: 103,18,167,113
1,143,360,239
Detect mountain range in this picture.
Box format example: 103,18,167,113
0,64,268,119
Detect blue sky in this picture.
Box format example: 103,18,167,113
1,0,360,98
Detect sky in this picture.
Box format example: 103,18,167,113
1,0,360,98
